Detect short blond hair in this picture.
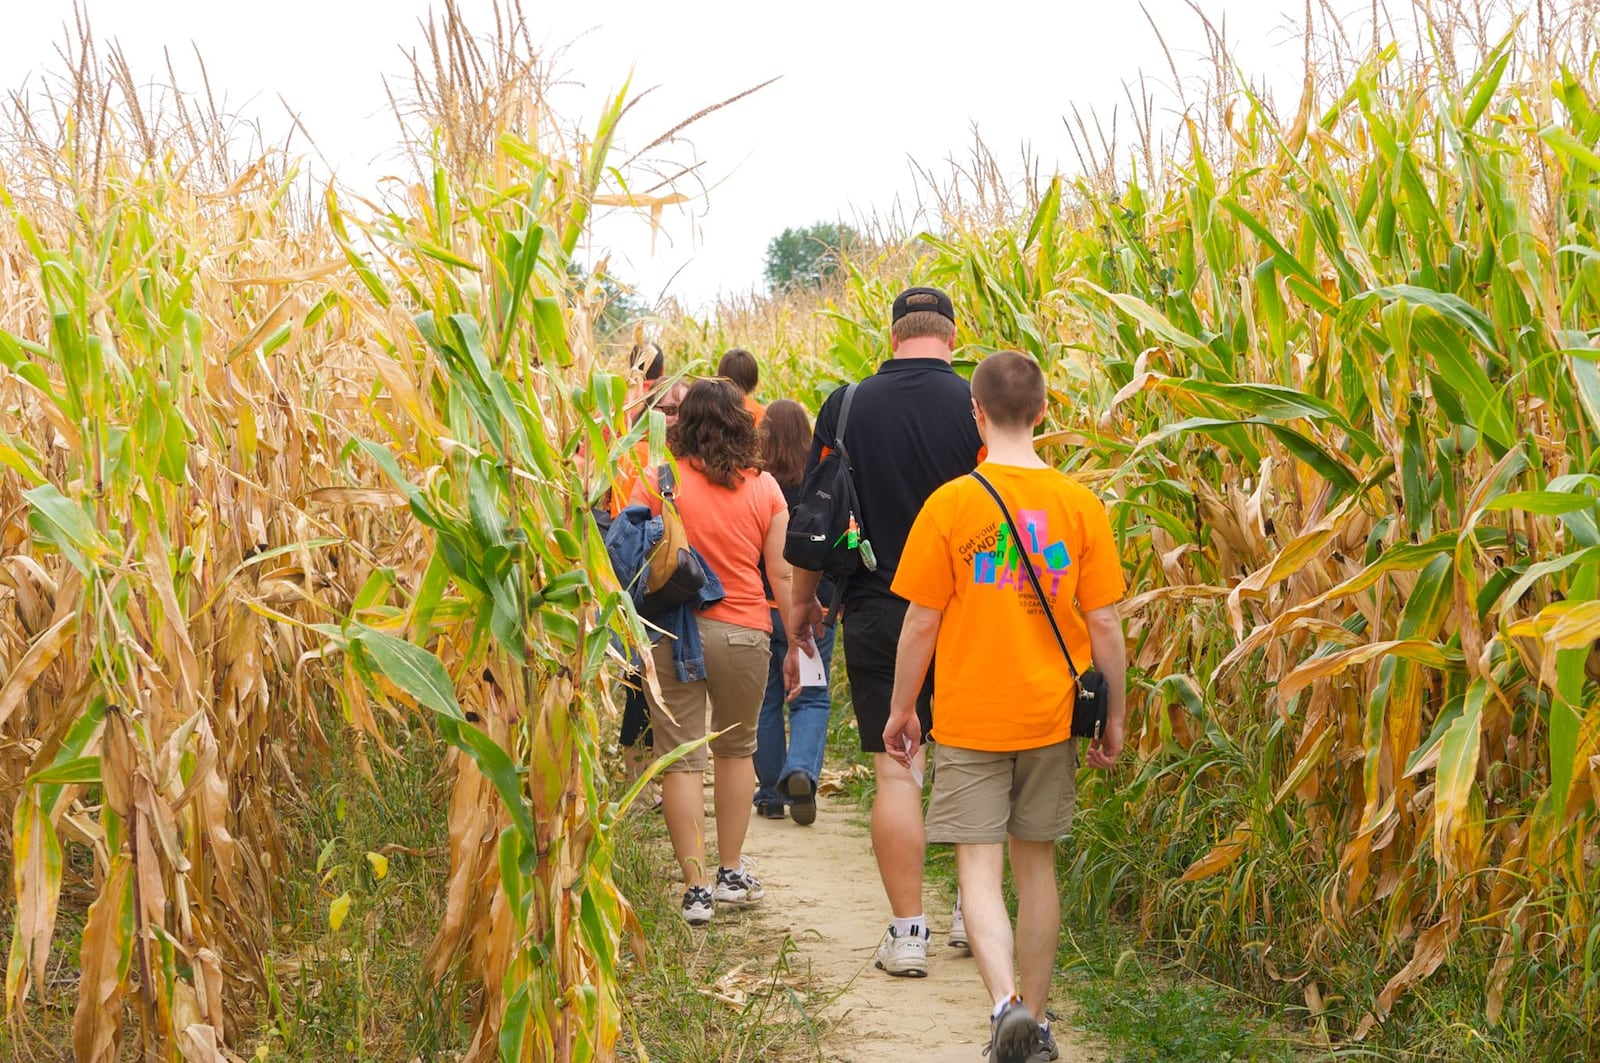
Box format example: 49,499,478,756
891,310,956,344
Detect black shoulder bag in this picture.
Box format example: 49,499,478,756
969,471,1108,741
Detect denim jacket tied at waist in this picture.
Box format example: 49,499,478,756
602,503,726,682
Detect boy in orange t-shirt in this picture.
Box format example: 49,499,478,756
718,347,765,426
884,350,1128,1063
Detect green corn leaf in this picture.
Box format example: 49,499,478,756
26,756,100,787
1540,125,1600,173
348,624,536,843
1076,281,1209,352
1483,491,1598,516
1461,38,1512,128
23,484,99,575
1141,417,1361,494
349,624,463,720
1409,308,1516,449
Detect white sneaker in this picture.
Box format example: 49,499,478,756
681,886,714,926
874,924,930,977
949,899,969,952
713,860,765,904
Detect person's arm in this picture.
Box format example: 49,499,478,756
882,602,942,767
1083,603,1127,770
788,568,824,639
760,508,807,700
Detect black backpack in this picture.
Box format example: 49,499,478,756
784,384,874,611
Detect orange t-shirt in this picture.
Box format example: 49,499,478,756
744,394,765,427
609,439,651,519
632,459,787,632
891,463,1125,752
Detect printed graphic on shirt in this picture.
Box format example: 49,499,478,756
958,511,1071,612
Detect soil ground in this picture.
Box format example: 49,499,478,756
737,788,1102,1063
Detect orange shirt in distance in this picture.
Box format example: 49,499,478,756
609,439,651,519
631,459,787,632
744,393,765,428
891,463,1126,752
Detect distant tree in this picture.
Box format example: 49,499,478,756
763,222,860,291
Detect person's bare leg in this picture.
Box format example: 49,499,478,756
955,842,1016,1004
712,755,756,870
872,749,927,917
1009,837,1060,1016
661,771,709,887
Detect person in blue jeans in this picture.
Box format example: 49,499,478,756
752,399,837,825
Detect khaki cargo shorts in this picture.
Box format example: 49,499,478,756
647,616,771,773
925,739,1078,844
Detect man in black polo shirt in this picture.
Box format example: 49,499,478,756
787,286,983,977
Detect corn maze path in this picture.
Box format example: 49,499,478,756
738,789,1101,1063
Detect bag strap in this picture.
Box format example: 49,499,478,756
834,382,859,456
969,471,1080,679
658,463,677,503
820,382,861,628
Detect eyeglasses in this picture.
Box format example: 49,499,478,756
657,404,680,415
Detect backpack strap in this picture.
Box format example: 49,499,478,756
834,382,859,456
658,463,677,502
969,471,1080,679
822,382,862,627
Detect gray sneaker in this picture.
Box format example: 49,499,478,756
1032,1022,1060,1062
984,998,1040,1063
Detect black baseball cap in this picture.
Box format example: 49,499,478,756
891,286,955,324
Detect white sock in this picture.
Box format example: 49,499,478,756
1039,1018,1050,1035
991,995,1020,1018
890,914,926,939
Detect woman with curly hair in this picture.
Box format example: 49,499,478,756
630,377,795,925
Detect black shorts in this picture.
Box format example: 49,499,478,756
841,595,933,754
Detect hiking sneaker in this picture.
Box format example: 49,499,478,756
1032,1022,1060,1062
949,898,969,952
874,924,930,977
984,998,1040,1063
781,771,817,826
713,860,765,904
681,886,714,926
754,800,786,819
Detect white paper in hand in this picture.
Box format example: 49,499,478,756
797,645,827,688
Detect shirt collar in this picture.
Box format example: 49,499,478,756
876,357,955,375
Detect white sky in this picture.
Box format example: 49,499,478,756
0,1,1358,309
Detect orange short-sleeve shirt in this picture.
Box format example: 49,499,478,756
632,459,787,632
608,439,651,519
891,463,1125,752
743,394,765,427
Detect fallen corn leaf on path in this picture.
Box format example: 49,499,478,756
738,789,1101,1063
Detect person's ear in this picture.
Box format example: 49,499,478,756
889,331,901,353
1033,404,1047,428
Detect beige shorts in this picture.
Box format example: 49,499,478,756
647,616,771,773
925,740,1078,844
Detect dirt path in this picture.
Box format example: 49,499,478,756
738,790,1101,1063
